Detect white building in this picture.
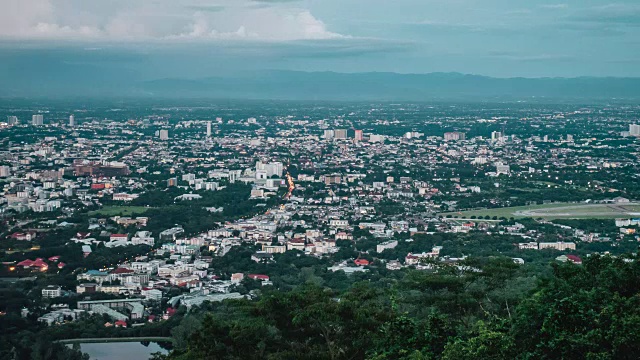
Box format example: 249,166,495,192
42,285,62,298
32,114,44,126
376,240,398,253
256,161,283,178
159,129,169,140
539,242,576,251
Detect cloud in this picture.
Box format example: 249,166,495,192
539,4,569,10
0,0,346,42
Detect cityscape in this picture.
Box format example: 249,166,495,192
2,101,640,359
3,0,640,359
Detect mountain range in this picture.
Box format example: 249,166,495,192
3,69,640,101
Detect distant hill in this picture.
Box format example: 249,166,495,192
3,69,640,101
133,71,640,101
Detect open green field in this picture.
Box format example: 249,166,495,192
440,202,640,220
89,206,154,216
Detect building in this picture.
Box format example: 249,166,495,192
167,178,178,187
32,114,44,126
6,116,18,125
262,245,286,254
0,166,10,177
539,242,576,251
376,240,398,253
354,129,363,141
42,285,62,299
160,227,185,242
369,134,385,143
206,121,212,137
256,161,283,178
77,299,145,320
334,129,348,140
69,115,75,127
73,160,130,177
159,129,169,140
630,124,640,136
323,129,335,140
491,131,502,142
496,162,510,175
444,132,466,141
329,219,349,228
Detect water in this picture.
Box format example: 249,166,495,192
76,342,168,360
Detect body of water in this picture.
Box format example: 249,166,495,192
76,342,168,360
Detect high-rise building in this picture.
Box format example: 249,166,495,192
354,129,363,141
167,178,178,187
0,166,10,177
491,131,502,142
69,115,75,127
323,129,335,140
32,114,44,126
444,132,466,141
256,161,283,178
334,129,348,140
159,129,169,140
206,121,212,138
630,124,640,136
6,116,18,125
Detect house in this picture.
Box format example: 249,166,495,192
77,283,98,294
566,255,583,265
17,258,49,272
114,320,128,328
110,234,129,242
10,232,37,241
251,252,274,263
354,259,370,266
386,260,402,270
231,273,244,283
82,245,92,257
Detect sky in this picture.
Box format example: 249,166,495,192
1,0,640,78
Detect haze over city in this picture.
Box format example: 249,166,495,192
2,0,640,93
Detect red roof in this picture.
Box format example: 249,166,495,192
110,267,134,274
110,234,128,238
567,255,582,264
17,259,33,267
354,259,370,266
17,258,48,268
48,256,61,262
114,320,127,327
165,307,177,316
76,232,91,239
57,262,66,269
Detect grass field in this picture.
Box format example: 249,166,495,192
440,202,640,220
89,206,154,216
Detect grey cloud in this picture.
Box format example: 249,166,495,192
186,5,226,12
